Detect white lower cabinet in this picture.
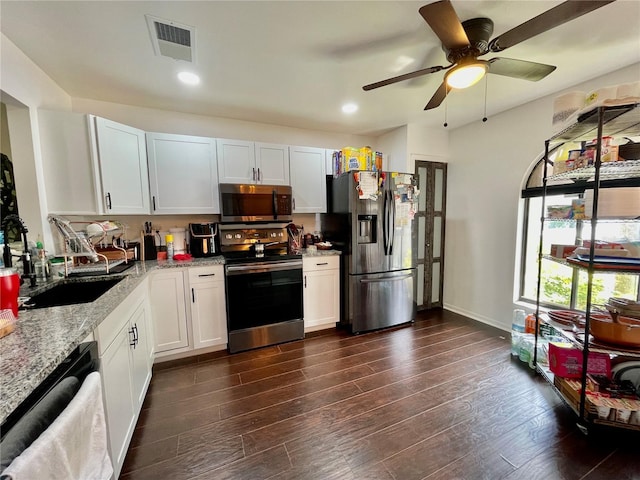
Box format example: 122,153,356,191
151,265,228,359
188,265,227,349
303,256,340,332
149,269,189,354
95,279,153,479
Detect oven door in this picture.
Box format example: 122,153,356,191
225,259,303,353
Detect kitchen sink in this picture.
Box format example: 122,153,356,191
21,278,123,309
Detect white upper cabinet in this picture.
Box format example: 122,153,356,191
255,142,290,185
216,138,255,184
93,117,150,214
290,146,326,213
217,139,289,185
37,110,100,215
146,133,219,214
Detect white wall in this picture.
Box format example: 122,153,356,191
0,33,72,249
407,122,449,160
376,125,407,172
71,98,375,150
444,62,640,331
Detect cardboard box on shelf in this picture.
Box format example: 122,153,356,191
550,244,579,259
584,187,640,218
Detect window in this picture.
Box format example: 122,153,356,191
519,157,640,309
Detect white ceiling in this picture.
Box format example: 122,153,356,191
1,1,639,136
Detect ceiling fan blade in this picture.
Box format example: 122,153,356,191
487,57,556,81
419,0,470,51
489,0,616,52
424,81,452,110
363,65,448,91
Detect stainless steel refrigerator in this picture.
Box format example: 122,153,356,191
321,171,417,334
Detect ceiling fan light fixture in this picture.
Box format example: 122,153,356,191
445,61,487,89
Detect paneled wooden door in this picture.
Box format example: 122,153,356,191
414,159,447,310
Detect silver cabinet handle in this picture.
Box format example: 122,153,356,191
106,192,112,210
257,168,261,182
252,167,256,181
129,326,136,348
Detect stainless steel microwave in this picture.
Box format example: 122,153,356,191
219,184,293,222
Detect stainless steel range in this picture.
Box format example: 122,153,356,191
219,223,303,354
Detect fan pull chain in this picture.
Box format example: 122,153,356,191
482,74,488,123
443,88,448,128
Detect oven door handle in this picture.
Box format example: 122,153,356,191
226,260,303,275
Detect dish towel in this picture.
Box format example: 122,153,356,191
1,372,113,480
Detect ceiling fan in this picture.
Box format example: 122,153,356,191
363,0,616,110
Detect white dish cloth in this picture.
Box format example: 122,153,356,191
1,371,113,480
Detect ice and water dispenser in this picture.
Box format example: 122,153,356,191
357,215,376,244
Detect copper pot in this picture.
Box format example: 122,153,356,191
589,312,640,347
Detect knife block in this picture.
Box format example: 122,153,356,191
143,234,157,260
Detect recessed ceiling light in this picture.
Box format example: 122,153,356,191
177,71,200,85
342,103,358,114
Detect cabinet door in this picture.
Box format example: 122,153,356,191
255,143,290,185
149,270,189,353
217,138,255,184
129,299,152,410
100,325,136,477
188,265,227,349
303,257,340,330
94,117,150,214
146,133,219,214
290,146,326,213
37,110,100,215
190,280,228,349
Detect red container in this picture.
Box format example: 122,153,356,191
0,268,20,317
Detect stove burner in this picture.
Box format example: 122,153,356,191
218,223,293,261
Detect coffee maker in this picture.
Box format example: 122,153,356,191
188,223,218,257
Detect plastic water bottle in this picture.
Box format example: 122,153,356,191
511,309,526,356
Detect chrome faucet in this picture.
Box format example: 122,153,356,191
1,214,37,288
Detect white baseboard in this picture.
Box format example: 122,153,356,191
443,303,510,333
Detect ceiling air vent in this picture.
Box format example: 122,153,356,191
145,15,196,63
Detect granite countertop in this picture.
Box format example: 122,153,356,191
301,248,341,257
0,255,225,424
0,251,340,423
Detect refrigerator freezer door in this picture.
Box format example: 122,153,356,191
349,268,416,333
385,174,417,272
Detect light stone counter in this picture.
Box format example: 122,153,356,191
301,249,341,257
0,256,225,424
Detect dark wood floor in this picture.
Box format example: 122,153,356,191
121,310,640,480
